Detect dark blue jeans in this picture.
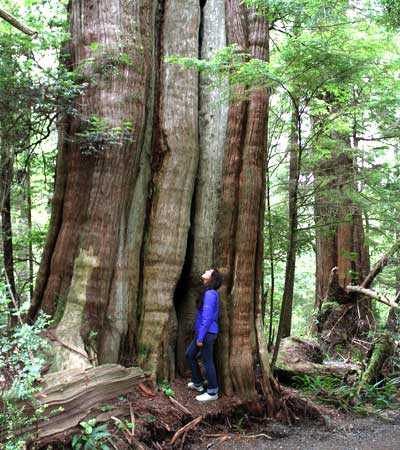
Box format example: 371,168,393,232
185,333,218,394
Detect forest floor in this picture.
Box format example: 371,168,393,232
128,377,400,450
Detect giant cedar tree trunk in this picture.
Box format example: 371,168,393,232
30,0,276,405
314,130,372,344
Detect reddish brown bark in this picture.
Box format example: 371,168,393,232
30,0,156,370
315,153,369,307
31,0,277,407
215,1,274,402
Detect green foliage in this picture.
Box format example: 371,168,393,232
71,419,111,450
160,382,175,397
0,287,51,448
74,115,134,155
293,374,400,414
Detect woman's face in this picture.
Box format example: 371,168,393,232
201,269,214,283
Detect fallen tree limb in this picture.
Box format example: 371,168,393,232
169,395,192,416
170,415,202,445
345,286,400,309
361,240,400,289
0,8,37,35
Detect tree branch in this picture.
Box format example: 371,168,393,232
0,8,37,36
346,285,400,309
360,240,400,289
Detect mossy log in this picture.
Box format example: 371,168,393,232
360,333,395,386
31,364,147,442
274,337,359,382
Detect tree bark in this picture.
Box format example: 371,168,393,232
31,0,278,409
278,104,300,340
313,107,373,343
1,141,18,310
176,0,228,376
31,0,157,372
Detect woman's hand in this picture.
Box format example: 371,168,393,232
196,341,203,347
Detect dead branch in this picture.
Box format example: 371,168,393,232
0,8,37,36
345,286,400,309
361,240,400,289
168,395,192,416
206,435,230,448
247,433,273,440
170,415,202,445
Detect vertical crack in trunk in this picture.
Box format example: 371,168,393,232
175,0,228,376
137,0,201,381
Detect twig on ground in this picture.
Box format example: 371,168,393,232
170,415,203,445
247,433,273,439
169,395,192,416
206,435,230,448
129,402,135,435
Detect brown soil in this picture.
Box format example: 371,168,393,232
43,377,400,450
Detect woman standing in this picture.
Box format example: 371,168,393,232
185,268,222,402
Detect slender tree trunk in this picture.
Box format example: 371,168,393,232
26,157,34,301
1,141,18,308
266,156,275,349
279,105,300,340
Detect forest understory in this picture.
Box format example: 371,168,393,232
30,373,400,450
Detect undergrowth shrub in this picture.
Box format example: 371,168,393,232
0,286,51,449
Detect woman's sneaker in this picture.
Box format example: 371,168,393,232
196,392,218,402
187,382,204,392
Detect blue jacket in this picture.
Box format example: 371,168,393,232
194,289,219,342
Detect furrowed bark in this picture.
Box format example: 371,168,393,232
33,0,155,371
215,1,270,400
176,0,228,375
138,0,200,380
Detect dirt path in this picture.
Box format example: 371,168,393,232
192,415,400,450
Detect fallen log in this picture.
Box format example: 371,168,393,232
274,337,359,381
359,333,395,387
33,364,147,441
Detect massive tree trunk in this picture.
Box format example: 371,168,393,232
30,0,276,406
314,119,372,345
30,0,157,371
175,0,228,376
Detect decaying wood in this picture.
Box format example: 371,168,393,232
360,333,395,387
345,286,400,309
0,7,37,35
170,415,203,445
169,395,192,416
274,337,359,381
32,364,147,441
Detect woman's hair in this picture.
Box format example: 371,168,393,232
196,269,222,310
205,268,222,291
